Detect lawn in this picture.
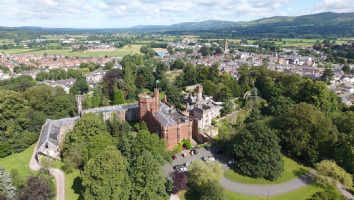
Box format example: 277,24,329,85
0,143,36,177
179,184,327,200
165,69,182,83
52,160,83,200
224,156,312,185
1,49,37,54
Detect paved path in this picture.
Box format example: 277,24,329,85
29,145,65,200
337,183,354,200
170,194,181,200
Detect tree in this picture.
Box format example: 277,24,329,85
0,142,11,158
215,47,223,55
35,71,49,81
200,181,227,200
137,66,155,90
0,167,16,199
275,103,338,164
113,86,125,105
244,107,263,124
53,95,77,118
72,76,88,95
209,62,220,84
335,141,354,177
172,172,189,194
165,84,183,107
321,68,334,82
220,101,232,116
82,146,131,200
187,160,223,189
123,62,137,91
83,133,118,162
182,63,197,86
135,76,147,89
130,150,167,200
10,169,25,190
332,111,354,134
0,90,30,137
315,160,353,188
17,175,54,200
106,114,131,139
91,95,100,108
171,59,184,70
266,96,294,117
102,69,123,96
232,121,284,181
40,157,52,172
342,64,351,74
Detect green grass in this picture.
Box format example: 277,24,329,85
52,160,83,200
165,69,182,83
224,156,311,185
179,184,327,200
1,45,142,57
0,143,36,177
247,38,344,47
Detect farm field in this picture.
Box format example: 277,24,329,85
247,38,345,47
1,45,142,57
209,39,241,43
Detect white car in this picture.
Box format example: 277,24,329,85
228,159,236,165
184,162,192,166
177,167,187,173
204,156,216,163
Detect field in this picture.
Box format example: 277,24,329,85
183,35,200,40
1,45,142,57
209,39,241,43
224,156,311,185
0,143,36,177
247,38,345,47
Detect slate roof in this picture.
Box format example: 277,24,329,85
82,104,138,114
37,116,80,151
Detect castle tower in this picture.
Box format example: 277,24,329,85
75,95,84,116
138,89,160,123
196,85,203,102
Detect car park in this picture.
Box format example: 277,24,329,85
228,159,236,165
204,146,211,151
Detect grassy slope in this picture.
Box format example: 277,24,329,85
224,156,311,185
0,143,36,177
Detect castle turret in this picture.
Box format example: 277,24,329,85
196,85,203,102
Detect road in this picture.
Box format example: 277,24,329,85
163,143,319,197
29,145,65,200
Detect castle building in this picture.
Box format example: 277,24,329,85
138,89,193,150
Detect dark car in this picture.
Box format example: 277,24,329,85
204,146,211,151
173,164,183,170
172,154,177,160
215,149,224,154
192,149,198,154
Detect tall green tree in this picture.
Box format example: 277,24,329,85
0,90,30,137
321,68,334,82
182,63,197,86
275,103,338,164
53,95,77,118
165,84,183,107
91,95,100,108
123,62,137,91
82,146,131,200
232,121,284,181
113,86,125,105
130,150,167,200
187,160,223,189
83,133,118,162
72,76,89,95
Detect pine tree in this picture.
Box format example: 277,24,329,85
0,167,16,200
91,95,100,108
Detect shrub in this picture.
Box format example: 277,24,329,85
0,142,11,158
184,138,192,150
173,144,182,153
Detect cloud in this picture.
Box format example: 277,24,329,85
316,0,354,12
287,8,293,12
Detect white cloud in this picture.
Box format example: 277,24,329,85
316,0,354,12
287,8,293,12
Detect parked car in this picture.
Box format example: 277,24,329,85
177,167,187,173
228,159,236,165
202,156,215,162
184,162,192,166
192,149,198,154
172,154,177,160
173,164,183,170
204,146,211,151
215,149,224,154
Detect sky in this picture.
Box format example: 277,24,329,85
0,0,353,28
